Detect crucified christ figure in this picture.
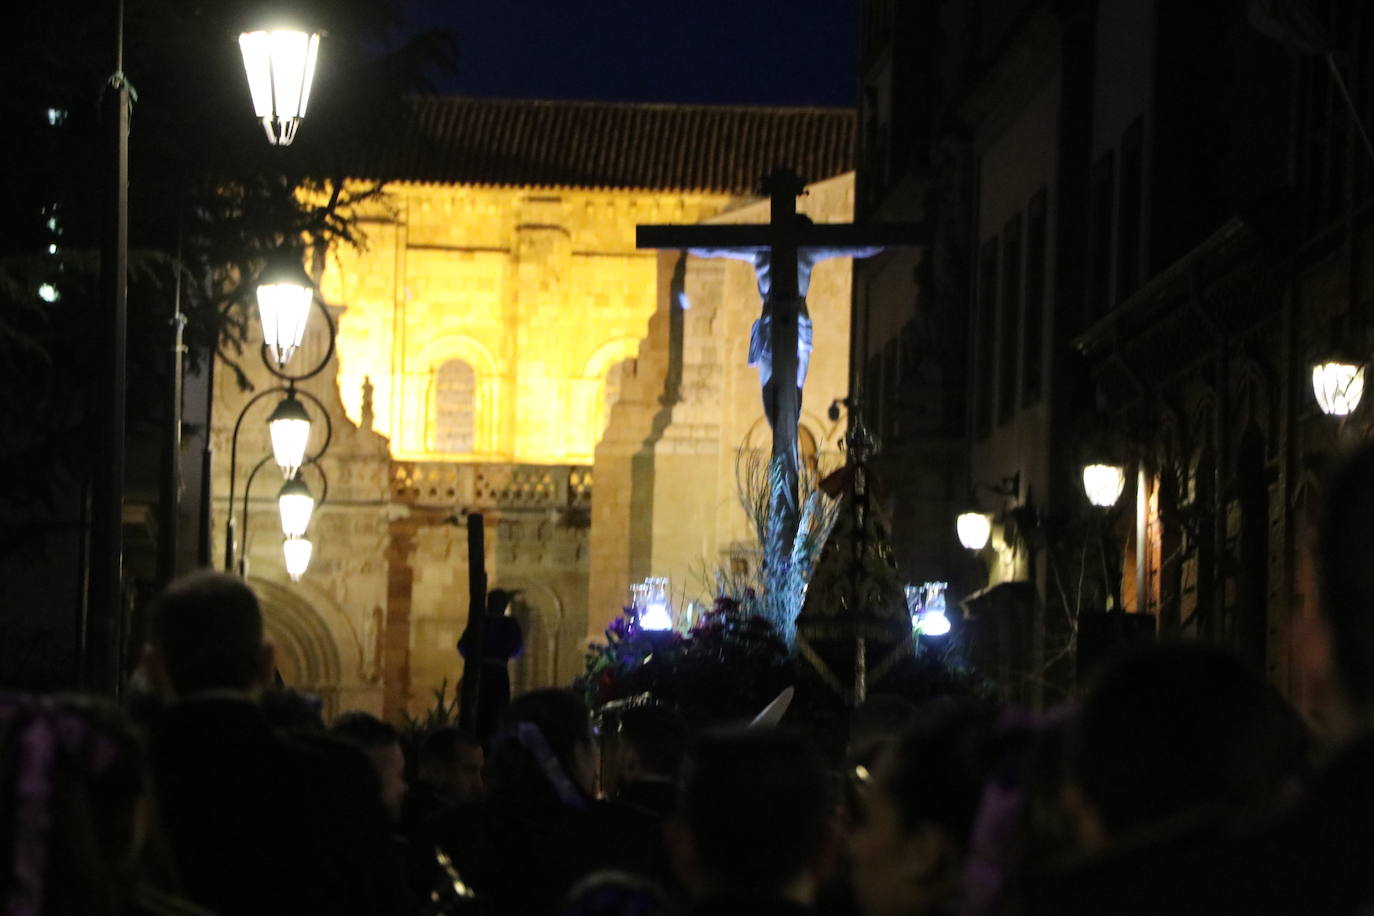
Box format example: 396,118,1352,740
691,224,882,435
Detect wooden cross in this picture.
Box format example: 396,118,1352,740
636,168,925,577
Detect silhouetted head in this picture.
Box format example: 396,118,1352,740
846,693,918,767
0,694,149,916
671,727,836,901
487,589,515,616
610,705,688,789
331,711,407,822
847,701,997,916
488,689,595,805
419,726,485,803
559,869,677,916
1067,642,1307,848
146,571,270,697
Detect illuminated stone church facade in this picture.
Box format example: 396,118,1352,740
211,97,856,719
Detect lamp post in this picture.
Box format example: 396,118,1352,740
222,246,336,574
238,455,327,578
238,26,322,147
83,0,132,693
225,387,332,573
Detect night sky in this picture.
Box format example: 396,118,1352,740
401,0,861,108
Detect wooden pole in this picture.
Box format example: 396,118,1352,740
460,513,487,731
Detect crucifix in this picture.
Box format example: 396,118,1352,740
637,168,925,574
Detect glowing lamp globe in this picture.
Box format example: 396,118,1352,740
1312,360,1366,416
277,475,315,538
639,601,673,631
917,610,952,636
255,253,314,369
283,536,313,581
267,394,311,478
906,582,952,637
956,511,992,550
238,28,321,146
635,576,673,631
1082,463,1126,508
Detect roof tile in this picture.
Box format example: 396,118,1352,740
346,96,856,193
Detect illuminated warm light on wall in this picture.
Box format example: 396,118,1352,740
1312,360,1366,416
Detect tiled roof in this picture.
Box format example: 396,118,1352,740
346,96,855,193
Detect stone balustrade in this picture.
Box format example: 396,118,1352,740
391,461,593,511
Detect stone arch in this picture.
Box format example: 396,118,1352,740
250,576,363,719
492,578,566,695
583,337,642,380
584,337,643,440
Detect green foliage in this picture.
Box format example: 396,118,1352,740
731,446,841,646
398,677,461,773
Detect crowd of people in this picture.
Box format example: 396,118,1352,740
9,440,1374,915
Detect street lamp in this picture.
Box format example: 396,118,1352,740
956,511,992,551
1082,462,1126,508
238,27,322,146
267,392,311,478
282,535,313,581
256,251,315,369
225,387,330,573
954,473,1019,551
1312,358,1366,416
277,473,315,537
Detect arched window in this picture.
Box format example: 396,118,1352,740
434,359,476,453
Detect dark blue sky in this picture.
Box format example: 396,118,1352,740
404,0,860,107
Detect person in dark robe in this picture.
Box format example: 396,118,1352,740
458,589,524,744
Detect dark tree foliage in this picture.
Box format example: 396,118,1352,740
0,0,457,554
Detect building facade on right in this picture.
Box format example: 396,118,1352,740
856,0,1365,713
